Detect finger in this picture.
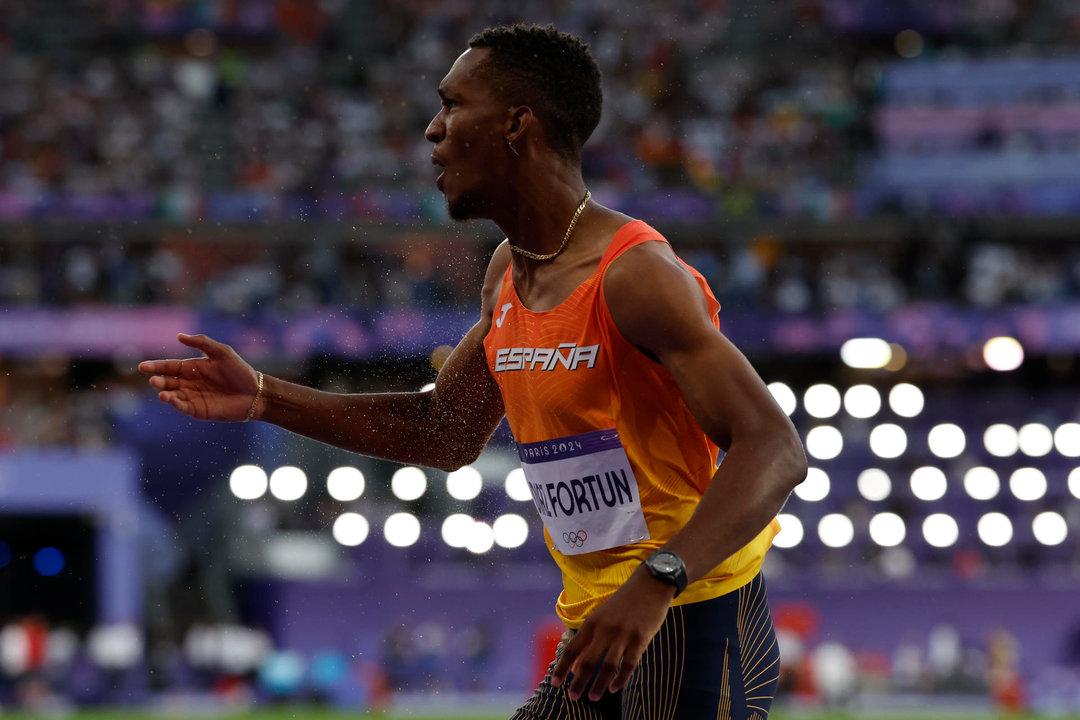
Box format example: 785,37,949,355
149,375,181,391
158,390,192,415
178,333,226,359
567,651,601,701
587,651,623,701
138,359,186,376
550,628,588,688
609,641,647,693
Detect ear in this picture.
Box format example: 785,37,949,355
505,105,534,147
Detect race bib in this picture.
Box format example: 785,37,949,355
517,428,650,556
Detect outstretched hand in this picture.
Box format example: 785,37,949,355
550,566,675,701
138,333,261,422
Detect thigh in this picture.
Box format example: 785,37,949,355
620,573,780,720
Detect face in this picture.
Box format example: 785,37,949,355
425,48,510,221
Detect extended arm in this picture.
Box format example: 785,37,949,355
140,244,512,472
551,240,807,699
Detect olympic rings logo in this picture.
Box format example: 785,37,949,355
562,530,588,547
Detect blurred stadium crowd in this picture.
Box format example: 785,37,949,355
2,0,1080,715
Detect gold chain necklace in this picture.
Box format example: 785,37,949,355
509,190,591,261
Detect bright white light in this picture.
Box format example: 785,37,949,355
493,514,529,548
984,424,1019,457
818,514,855,548
910,466,948,501
230,465,268,500
870,424,907,459
773,514,804,548
504,468,532,502
1009,467,1047,501
923,514,959,548
844,385,881,419
332,513,369,546
888,384,924,418
1033,512,1068,546
857,469,892,501
1056,424,1080,457
269,466,307,501
794,467,830,502
983,336,1024,371
840,338,892,369
420,382,436,392
1070,468,1080,499
927,424,965,459
804,384,842,419
446,466,483,501
466,521,495,554
767,382,797,416
384,513,421,547
1018,423,1053,457
391,467,427,501
963,467,1000,500
977,513,1013,547
326,467,365,502
441,513,474,548
869,513,906,547
806,426,843,460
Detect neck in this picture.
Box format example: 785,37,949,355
490,163,589,261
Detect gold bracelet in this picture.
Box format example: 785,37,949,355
244,371,264,422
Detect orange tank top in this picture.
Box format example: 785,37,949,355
484,220,778,628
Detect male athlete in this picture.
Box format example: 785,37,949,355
140,24,807,719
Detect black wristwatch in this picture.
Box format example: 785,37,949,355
643,549,687,597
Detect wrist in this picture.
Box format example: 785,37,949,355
642,549,688,598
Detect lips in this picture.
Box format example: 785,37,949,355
431,154,446,192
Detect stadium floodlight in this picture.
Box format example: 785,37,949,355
805,426,843,460
840,338,892,369
983,336,1024,372
869,424,907,459
1033,512,1068,546
504,468,532,501
326,467,365,502
804,384,842,419
465,521,495,554
844,385,882,419
1056,424,1080,457
793,467,830,502
1009,467,1047,501
1070,468,1080,500
269,466,308,501
384,513,421,547
332,513,369,547
773,514,804,548
868,512,906,547
767,382,797,416
230,465,268,500
391,466,427,501
493,514,529,549
910,466,948,502
441,513,474,548
983,424,1019,457
977,512,1013,547
927,424,965,459
818,514,854,548
963,467,1000,500
1018,423,1053,457
922,514,959,548
888,384,924,418
857,468,892,501
446,466,483,501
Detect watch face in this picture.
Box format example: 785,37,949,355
652,553,680,573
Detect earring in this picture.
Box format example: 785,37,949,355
507,139,519,157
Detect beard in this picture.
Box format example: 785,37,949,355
446,186,495,222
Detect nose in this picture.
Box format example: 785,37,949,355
425,110,444,144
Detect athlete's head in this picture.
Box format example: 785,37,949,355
425,24,602,221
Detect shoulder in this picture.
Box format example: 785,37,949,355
480,241,513,321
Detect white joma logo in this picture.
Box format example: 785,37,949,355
496,302,513,328
494,343,600,373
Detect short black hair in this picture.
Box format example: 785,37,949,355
468,23,602,160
